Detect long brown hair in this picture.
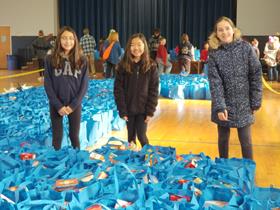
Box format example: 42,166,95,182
118,33,153,73
181,33,189,44
51,26,84,69
208,16,242,50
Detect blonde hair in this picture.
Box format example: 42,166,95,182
107,31,119,43
208,16,241,50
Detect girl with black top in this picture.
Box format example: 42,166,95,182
44,26,88,150
114,33,159,147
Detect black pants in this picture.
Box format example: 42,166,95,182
50,105,81,150
178,58,191,73
38,58,44,76
150,51,157,60
218,125,253,159
105,62,116,78
127,114,148,147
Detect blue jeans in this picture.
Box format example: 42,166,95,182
156,58,172,74
267,66,278,81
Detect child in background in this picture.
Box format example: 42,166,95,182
44,26,88,150
251,38,260,59
177,33,194,76
156,37,172,74
200,42,209,75
114,33,159,147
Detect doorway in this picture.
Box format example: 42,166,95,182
0,26,11,69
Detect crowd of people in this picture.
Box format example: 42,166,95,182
40,16,264,162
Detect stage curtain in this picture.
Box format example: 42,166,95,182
59,0,236,50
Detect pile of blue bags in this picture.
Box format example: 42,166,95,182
1,78,280,209
0,139,279,209
0,79,125,149
160,74,211,100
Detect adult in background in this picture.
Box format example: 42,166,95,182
251,38,260,59
32,30,51,77
149,28,162,60
263,36,279,81
80,28,96,76
208,16,262,160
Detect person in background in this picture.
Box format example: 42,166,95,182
263,36,279,81
44,26,88,150
177,33,194,76
208,16,262,160
47,33,56,48
46,33,56,55
98,37,106,54
251,38,260,59
200,41,209,75
102,31,122,78
149,28,162,60
156,37,172,74
33,30,52,78
114,33,159,148
80,28,96,77
276,46,280,82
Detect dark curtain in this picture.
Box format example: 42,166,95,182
59,0,236,50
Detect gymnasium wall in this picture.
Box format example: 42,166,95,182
236,0,280,36
0,0,58,36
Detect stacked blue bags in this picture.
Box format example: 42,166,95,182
160,74,211,100
0,79,126,149
1,138,279,209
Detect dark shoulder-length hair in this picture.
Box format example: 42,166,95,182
51,26,84,69
118,33,153,73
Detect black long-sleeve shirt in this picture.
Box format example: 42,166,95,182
44,55,89,111
114,61,159,117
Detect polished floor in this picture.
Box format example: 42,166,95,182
0,69,280,188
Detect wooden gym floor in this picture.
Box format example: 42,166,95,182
0,69,279,188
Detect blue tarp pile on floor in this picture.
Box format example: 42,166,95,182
160,74,211,100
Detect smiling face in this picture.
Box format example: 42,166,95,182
130,37,145,61
216,20,234,44
60,30,75,55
